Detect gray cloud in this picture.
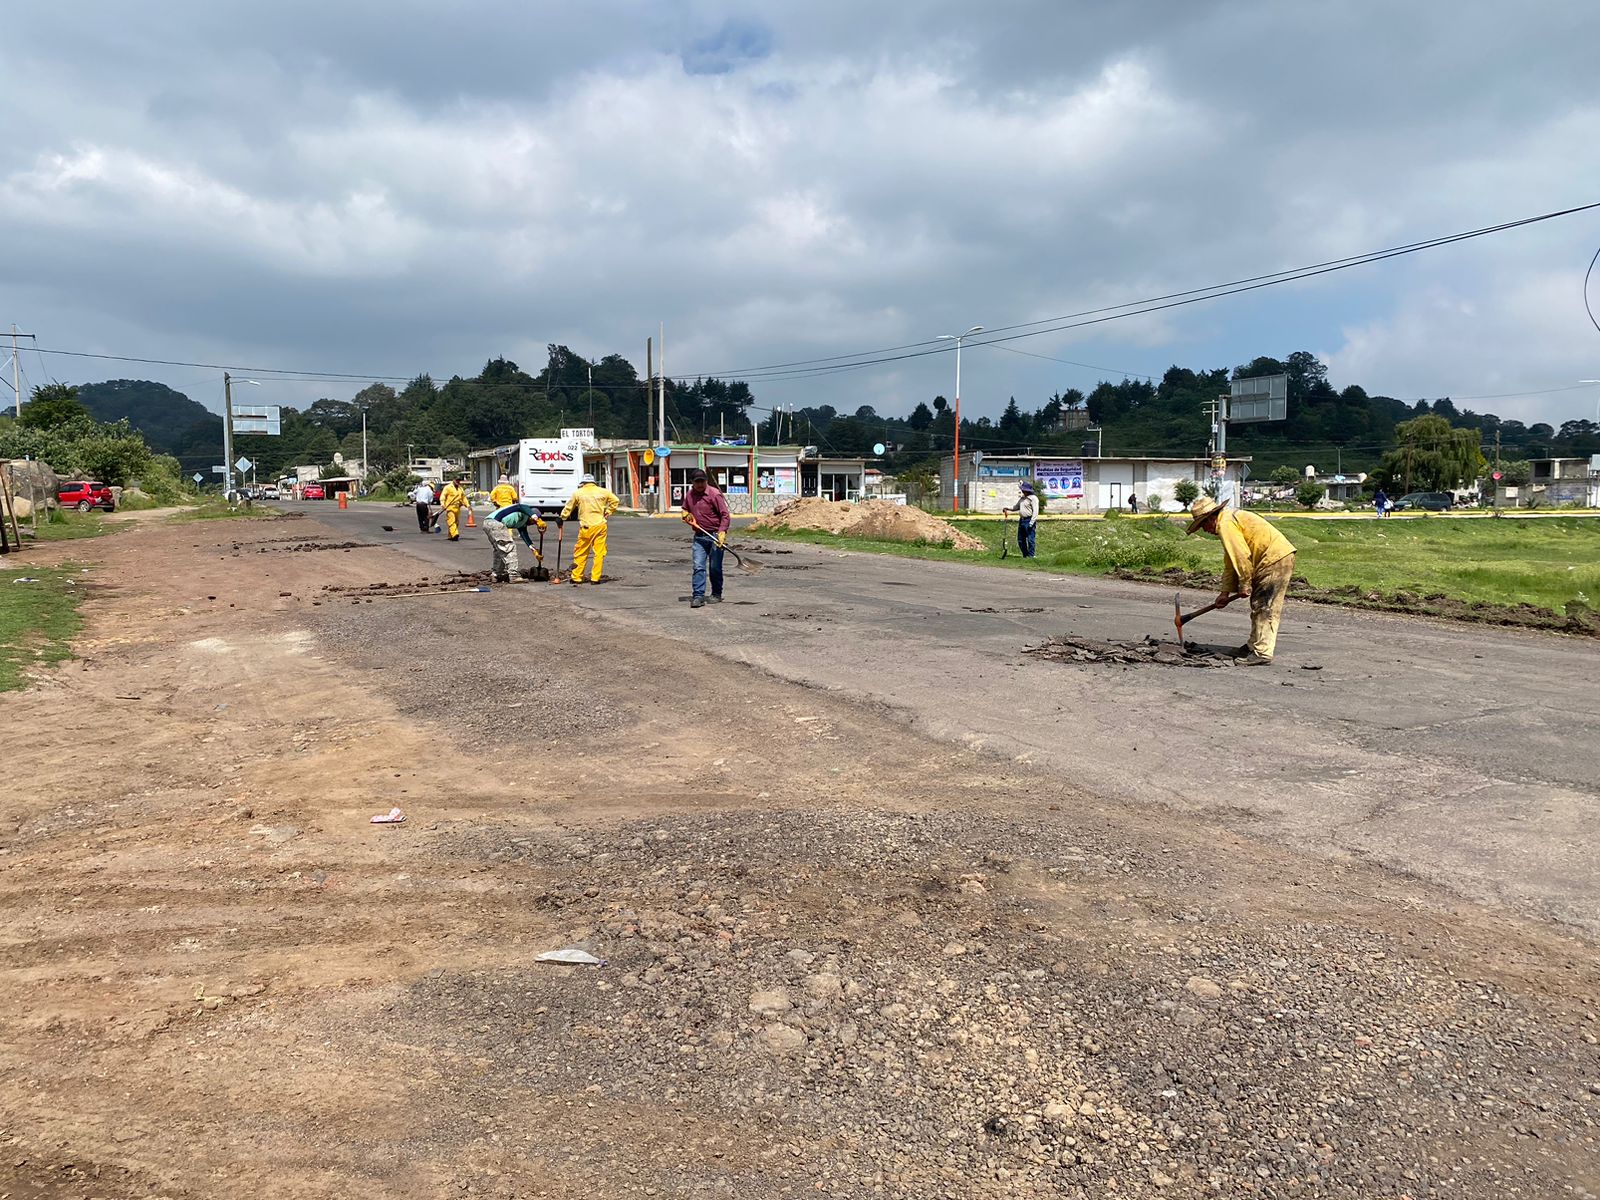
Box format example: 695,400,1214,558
2,0,1598,434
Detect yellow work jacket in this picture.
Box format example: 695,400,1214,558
488,483,518,508
439,483,468,511
1216,510,1295,594
561,483,619,529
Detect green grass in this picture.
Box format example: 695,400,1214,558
167,500,280,523
33,510,114,541
1270,516,1600,611
0,565,86,691
755,515,1600,613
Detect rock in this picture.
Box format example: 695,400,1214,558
786,949,816,966
248,824,302,847
760,1024,806,1055
803,973,843,1002
1185,976,1223,1001
748,989,793,1015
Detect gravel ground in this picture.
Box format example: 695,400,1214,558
289,557,1600,1199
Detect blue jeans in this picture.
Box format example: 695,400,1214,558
692,534,725,598
1018,518,1036,558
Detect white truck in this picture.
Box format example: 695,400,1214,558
511,437,585,514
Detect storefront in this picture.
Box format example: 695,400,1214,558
580,442,867,513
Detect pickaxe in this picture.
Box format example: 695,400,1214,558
1173,590,1244,642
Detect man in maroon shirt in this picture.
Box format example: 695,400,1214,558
680,469,731,608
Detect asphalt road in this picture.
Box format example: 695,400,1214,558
283,499,1600,933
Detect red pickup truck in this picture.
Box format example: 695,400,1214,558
58,480,116,512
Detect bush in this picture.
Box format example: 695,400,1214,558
1173,479,1200,506
1144,492,1162,513
1296,482,1327,509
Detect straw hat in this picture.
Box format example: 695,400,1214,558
1185,495,1228,535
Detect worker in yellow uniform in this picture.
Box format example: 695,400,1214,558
1185,495,1297,665
438,476,470,541
489,473,518,509
559,473,619,584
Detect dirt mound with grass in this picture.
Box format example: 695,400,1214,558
752,498,985,550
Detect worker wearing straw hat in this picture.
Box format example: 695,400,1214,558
1185,495,1296,665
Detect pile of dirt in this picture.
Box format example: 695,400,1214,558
752,498,985,550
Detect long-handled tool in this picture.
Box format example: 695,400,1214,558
685,517,763,574
1173,590,1244,642
548,516,566,585
999,508,1012,560
525,522,549,581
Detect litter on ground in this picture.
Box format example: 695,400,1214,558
535,947,605,966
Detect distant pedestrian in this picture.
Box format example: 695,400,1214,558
1128,494,1139,515
1374,487,1390,518
1003,481,1039,558
559,474,620,584
409,480,436,533
680,469,731,607
483,501,546,583
1185,496,1297,666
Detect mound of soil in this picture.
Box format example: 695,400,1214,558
752,498,985,551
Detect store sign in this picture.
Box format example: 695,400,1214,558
1037,460,1084,499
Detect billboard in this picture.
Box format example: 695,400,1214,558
1037,460,1084,499
1229,374,1288,423
232,403,281,436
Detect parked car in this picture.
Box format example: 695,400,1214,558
1392,491,1453,512
259,484,280,500
58,480,116,512
302,483,326,500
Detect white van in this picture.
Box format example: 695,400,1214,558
511,437,585,514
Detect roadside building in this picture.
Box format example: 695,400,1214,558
938,453,1251,514
577,441,868,513
1496,456,1600,507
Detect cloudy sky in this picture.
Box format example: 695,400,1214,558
3,1,1599,436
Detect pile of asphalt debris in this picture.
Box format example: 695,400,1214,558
1024,634,1233,668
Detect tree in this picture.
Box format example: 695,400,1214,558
19,383,89,429
1496,459,1532,487
907,402,933,431
1269,465,1299,486
1296,481,1326,508
999,398,1026,440
1173,478,1200,506
1375,414,1485,492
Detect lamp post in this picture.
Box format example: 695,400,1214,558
360,405,369,492
936,326,982,510
222,373,261,500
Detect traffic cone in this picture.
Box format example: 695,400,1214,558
465,507,476,529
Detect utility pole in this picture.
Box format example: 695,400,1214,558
360,405,369,489
9,328,35,418
223,372,235,501
658,323,668,514
1494,430,1501,512
587,362,593,426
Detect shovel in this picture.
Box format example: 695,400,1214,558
685,517,763,574
999,509,1011,560
549,517,566,585
1173,590,1244,642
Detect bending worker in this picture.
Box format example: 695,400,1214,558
483,500,546,583
680,468,730,607
559,473,619,585
438,476,470,541
1185,495,1297,666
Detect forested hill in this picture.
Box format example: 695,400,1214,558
77,379,222,461
59,346,1600,481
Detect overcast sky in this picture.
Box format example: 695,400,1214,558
4,1,1599,438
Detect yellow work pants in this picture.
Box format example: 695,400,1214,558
444,506,462,539
1248,554,1295,661
570,523,607,582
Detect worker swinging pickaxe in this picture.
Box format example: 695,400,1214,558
1173,590,1244,645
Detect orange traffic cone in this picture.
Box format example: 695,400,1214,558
465,507,476,528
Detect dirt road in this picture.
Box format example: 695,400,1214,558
2,513,1598,1199
288,500,1600,935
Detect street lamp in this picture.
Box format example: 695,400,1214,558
936,326,983,511
222,372,261,500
